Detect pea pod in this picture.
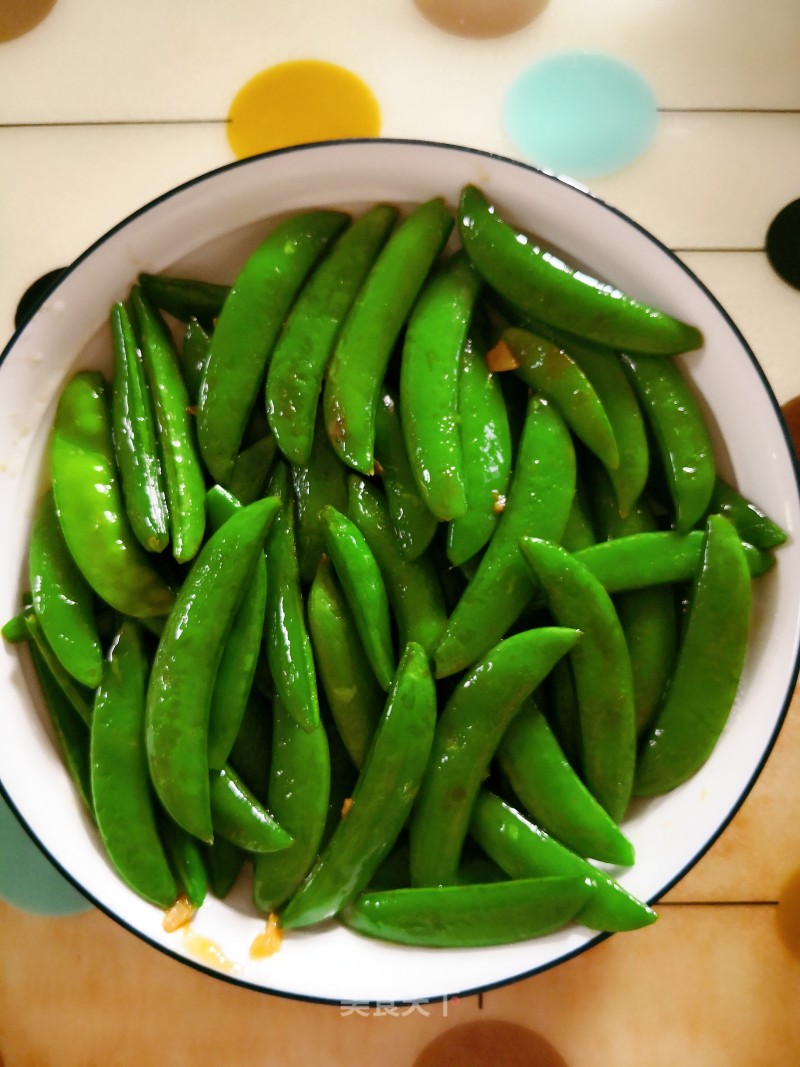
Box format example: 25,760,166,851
146,496,280,842
24,609,93,727
458,184,703,356
434,395,576,679
399,250,481,520
162,821,208,909
227,436,276,505
29,489,103,688
616,586,678,738
470,792,656,933
132,287,207,563
323,198,454,474
138,273,229,327
180,318,211,405
520,537,636,822
320,505,395,692
279,642,436,929
266,205,398,466
291,417,349,584
203,836,246,899
497,699,635,866
198,209,349,484
50,372,175,618
635,515,752,795
446,331,512,566
227,695,272,805
209,765,292,853
2,609,29,643
91,623,178,908
342,876,590,947
110,301,169,553
705,476,788,550
621,352,716,532
409,627,580,889
253,695,331,912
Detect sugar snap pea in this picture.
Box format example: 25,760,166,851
209,765,292,853
198,209,349,484
1,609,29,643
162,821,208,910
24,609,93,727
291,416,350,584
459,184,703,356
705,476,788,550
138,273,229,328
409,627,581,889
323,198,454,474
227,435,276,505
146,496,279,842
50,371,175,618
180,318,211,405
203,836,246,899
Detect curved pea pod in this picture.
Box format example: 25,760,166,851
320,505,395,692
91,623,178,908
198,209,349,484
110,301,169,553
227,435,276,506
253,695,331,912
24,609,93,726
617,586,678,739
266,205,398,467
323,198,454,474
227,694,273,805
470,792,656,933
162,821,208,910
180,318,211,405
491,328,619,471
265,494,321,732
138,273,229,327
132,287,207,563
620,352,716,532
29,489,103,688
279,642,436,929
497,699,634,866
560,472,597,553
209,765,292,853
634,515,752,796
342,876,590,947
291,417,349,584
409,627,581,889
145,496,280,843
346,477,448,657
458,184,703,356
50,372,175,619
446,332,512,566
705,476,788,550
399,250,481,520
520,538,636,823
543,657,583,774
434,395,576,679
374,389,438,562
2,609,29,643
203,836,246,899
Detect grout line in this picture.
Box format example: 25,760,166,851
659,107,800,115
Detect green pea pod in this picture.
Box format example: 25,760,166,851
138,273,229,327
705,476,788,550
496,327,619,471
320,505,395,692
227,436,276,505
470,792,656,933
307,557,384,769
162,820,208,909
458,184,703,356
209,765,292,853
399,250,481,520
204,487,268,771
110,302,170,553
146,496,280,842
291,417,350,584
266,205,398,466
616,585,678,738
520,538,637,822
29,643,93,817
2,609,29,643
180,318,211,405
542,657,583,776
29,489,103,688
497,699,635,866
228,695,272,805
342,876,590,947
198,209,349,484
279,642,436,929
409,626,580,888
621,352,716,532
91,622,178,909
253,695,331,912
446,332,512,566
374,389,438,561
346,477,448,657
51,372,175,618
434,395,576,679
323,198,454,474
24,610,93,727
560,472,597,553
132,287,207,563
203,836,246,899
635,515,752,795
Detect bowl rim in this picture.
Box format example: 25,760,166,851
1,135,799,1006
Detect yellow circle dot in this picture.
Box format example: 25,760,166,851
227,59,381,160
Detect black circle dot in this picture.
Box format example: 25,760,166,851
766,199,800,290
14,267,68,330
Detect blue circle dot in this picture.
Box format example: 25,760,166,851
504,51,658,178
0,792,91,916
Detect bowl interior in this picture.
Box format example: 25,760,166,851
1,139,798,1004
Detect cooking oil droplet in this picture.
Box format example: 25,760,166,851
414,0,547,38
227,60,381,160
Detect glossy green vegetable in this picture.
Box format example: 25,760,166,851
162,821,208,909
180,318,211,405
203,836,246,899
291,417,350,584
227,435,276,505
24,609,93,727
138,273,229,327
706,477,788,550
209,765,292,853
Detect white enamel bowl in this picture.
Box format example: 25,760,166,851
1,139,798,1005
